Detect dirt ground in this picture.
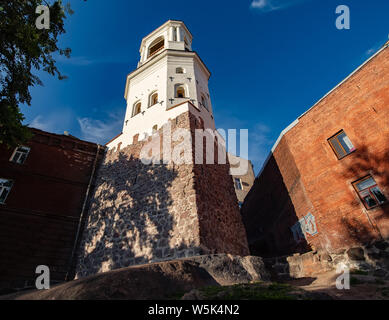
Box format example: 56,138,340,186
1,265,388,300
282,271,389,300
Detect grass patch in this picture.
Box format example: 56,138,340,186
197,282,302,300
379,287,389,297
350,277,365,286
350,269,369,276
375,279,385,285
167,291,187,300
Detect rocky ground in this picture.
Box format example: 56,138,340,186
282,270,389,300
1,254,388,300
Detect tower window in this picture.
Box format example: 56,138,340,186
175,84,186,98
10,146,30,164
0,178,13,204
201,95,209,111
198,117,205,130
176,67,185,74
148,37,165,58
234,178,243,190
149,92,158,107
353,175,387,209
132,102,142,117
328,130,355,159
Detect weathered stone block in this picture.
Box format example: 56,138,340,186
347,247,365,261
75,112,249,278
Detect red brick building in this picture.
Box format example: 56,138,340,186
0,128,105,291
242,41,389,258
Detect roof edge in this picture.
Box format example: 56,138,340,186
256,41,389,178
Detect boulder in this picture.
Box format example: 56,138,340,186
347,247,365,261
0,254,270,300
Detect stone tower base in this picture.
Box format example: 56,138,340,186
75,111,249,278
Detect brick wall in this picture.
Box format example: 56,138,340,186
242,44,389,257
76,111,249,278
0,129,104,290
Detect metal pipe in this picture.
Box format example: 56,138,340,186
65,144,103,281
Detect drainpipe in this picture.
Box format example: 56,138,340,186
65,144,103,281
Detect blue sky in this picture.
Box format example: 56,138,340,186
23,0,389,173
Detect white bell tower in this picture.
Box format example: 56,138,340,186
106,20,216,150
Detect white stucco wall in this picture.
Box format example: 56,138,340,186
107,21,215,151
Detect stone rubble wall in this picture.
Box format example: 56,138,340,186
75,111,249,278
265,239,389,280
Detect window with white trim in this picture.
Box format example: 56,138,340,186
0,179,13,204
176,67,185,74
234,178,243,190
328,130,355,159
175,84,186,98
149,92,158,107
201,94,209,111
132,102,142,117
10,146,30,164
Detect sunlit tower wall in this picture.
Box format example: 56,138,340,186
75,21,249,278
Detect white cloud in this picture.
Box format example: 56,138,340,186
248,123,274,174
214,109,275,174
56,54,129,67
250,0,309,13
77,113,122,144
28,109,74,133
29,115,54,132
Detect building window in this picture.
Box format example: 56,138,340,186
10,146,30,164
353,175,387,209
0,179,13,204
152,125,158,134
234,178,243,190
198,117,205,130
201,94,209,111
328,130,355,159
176,67,185,74
175,84,186,98
132,102,142,117
148,37,165,58
149,92,158,107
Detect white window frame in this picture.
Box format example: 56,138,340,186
176,67,185,74
10,146,30,164
0,178,13,204
132,101,142,117
149,91,159,107
234,178,243,190
175,83,187,99
201,94,209,111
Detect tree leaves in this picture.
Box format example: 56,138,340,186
0,0,73,148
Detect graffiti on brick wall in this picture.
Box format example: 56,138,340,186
291,213,318,243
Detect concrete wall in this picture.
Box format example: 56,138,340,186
242,44,389,257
